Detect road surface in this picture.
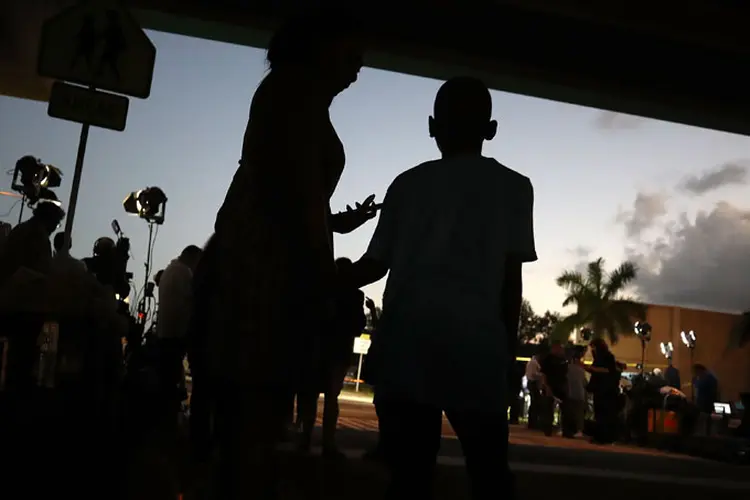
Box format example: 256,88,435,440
293,395,750,499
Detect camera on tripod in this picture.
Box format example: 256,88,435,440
82,220,133,302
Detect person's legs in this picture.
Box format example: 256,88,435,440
539,394,555,436
362,388,386,461
378,395,443,500
574,399,585,435
447,407,515,500
561,399,574,438
562,399,584,437
322,362,348,455
213,382,285,500
527,381,540,428
593,394,619,444
296,388,319,452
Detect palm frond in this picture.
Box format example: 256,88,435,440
604,261,638,299
556,270,585,291
587,258,605,295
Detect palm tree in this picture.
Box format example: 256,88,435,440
553,257,646,344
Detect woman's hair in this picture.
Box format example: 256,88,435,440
266,7,360,70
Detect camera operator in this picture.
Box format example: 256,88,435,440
0,201,65,283
83,236,132,300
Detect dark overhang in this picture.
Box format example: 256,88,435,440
3,1,749,135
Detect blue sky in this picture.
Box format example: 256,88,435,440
2,30,750,314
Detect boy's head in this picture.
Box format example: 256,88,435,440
429,77,497,155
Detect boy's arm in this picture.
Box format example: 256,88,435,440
347,184,398,289
503,178,537,361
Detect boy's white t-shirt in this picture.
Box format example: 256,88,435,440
365,156,536,412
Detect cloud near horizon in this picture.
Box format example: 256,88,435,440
624,201,750,313
616,192,668,239
678,161,749,195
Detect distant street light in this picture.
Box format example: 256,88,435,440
681,330,697,399
634,321,652,374
660,341,674,360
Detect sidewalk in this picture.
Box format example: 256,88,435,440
268,446,750,500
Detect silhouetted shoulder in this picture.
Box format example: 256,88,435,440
387,159,443,192
492,160,533,194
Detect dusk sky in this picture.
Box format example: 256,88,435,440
2,30,750,315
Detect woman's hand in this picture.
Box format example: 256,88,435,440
330,194,378,234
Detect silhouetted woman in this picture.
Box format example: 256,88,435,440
201,9,363,500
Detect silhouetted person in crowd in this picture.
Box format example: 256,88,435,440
186,234,217,462
585,339,620,444
0,201,64,283
508,350,525,425
664,358,681,390
297,257,366,457
362,296,386,462
347,77,536,500
156,245,202,426
83,236,131,299
562,350,587,438
524,347,545,429
540,342,568,436
52,232,87,273
199,9,365,499
692,363,718,434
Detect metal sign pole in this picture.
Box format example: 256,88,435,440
355,352,364,393
61,121,91,255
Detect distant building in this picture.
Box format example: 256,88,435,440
603,303,750,404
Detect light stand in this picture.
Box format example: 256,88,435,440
634,321,652,375
123,186,167,327
681,330,697,400
136,222,157,326
17,195,25,225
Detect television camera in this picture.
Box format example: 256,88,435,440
82,220,133,311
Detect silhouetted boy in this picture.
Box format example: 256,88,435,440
348,77,537,500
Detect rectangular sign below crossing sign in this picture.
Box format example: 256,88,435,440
353,336,372,355
48,81,129,131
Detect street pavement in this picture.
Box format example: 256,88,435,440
296,395,750,497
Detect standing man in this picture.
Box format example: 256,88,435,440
52,232,87,273
525,349,544,429
347,77,536,500
585,339,621,444
539,342,568,436
562,350,588,438
157,245,203,425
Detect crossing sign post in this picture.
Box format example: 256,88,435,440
37,0,156,256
